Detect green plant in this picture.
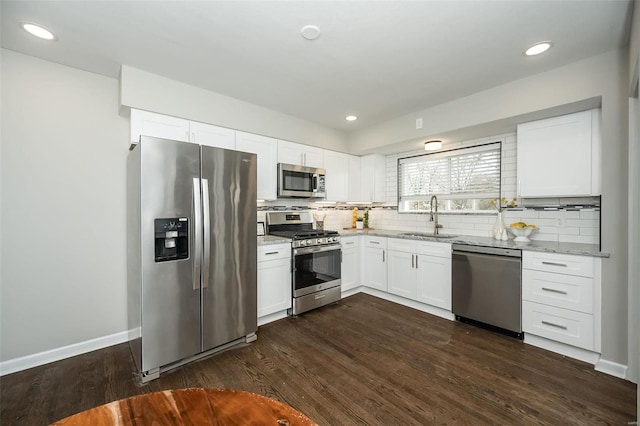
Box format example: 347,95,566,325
363,209,370,228
356,217,363,222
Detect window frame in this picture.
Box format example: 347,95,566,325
396,141,503,215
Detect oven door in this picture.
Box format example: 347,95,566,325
293,244,341,297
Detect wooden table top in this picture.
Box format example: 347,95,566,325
51,388,317,426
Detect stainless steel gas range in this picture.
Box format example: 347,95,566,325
266,211,342,315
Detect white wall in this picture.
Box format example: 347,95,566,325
350,49,630,367
0,49,130,361
120,66,349,153
627,2,640,419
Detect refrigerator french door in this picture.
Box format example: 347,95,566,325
128,136,257,382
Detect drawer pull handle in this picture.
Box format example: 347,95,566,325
345,242,354,245
370,241,380,244
542,287,568,295
264,251,279,255
314,293,326,300
541,261,567,267
541,320,568,330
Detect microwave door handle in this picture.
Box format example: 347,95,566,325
312,173,318,193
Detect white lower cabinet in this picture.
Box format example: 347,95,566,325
522,301,594,350
362,236,387,291
341,236,361,291
387,250,417,299
416,253,452,310
387,239,417,299
257,244,291,317
386,239,451,310
522,251,600,352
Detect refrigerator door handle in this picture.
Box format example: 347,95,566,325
201,178,211,289
193,178,203,291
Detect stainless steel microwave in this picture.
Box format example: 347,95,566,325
277,163,326,198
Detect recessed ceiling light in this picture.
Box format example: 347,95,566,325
424,140,442,151
524,41,552,56
301,25,321,41
21,22,56,40
345,115,358,122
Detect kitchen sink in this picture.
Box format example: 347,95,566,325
399,232,457,239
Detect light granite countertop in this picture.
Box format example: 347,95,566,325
337,228,608,258
258,228,607,257
257,235,291,246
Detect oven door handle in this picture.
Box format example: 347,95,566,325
294,244,342,256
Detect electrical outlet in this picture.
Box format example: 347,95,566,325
556,217,565,227
416,118,423,129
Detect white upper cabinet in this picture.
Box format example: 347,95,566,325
277,140,324,168
236,131,278,201
360,154,387,202
131,109,189,143
189,121,235,150
323,150,350,202
131,109,235,150
348,155,362,201
517,110,601,197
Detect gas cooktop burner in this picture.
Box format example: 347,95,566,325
265,211,341,248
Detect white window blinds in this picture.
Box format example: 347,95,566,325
398,142,501,211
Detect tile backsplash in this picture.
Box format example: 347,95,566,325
258,207,600,245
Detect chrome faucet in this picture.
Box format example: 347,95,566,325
429,195,443,235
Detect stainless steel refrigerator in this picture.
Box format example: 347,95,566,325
127,136,257,382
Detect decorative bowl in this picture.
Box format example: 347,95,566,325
508,226,537,242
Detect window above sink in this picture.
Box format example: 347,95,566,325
398,142,501,214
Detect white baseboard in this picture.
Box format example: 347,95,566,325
595,358,629,379
0,329,136,376
341,286,363,298
361,287,455,321
257,310,289,326
524,334,601,365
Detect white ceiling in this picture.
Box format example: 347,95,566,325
0,1,633,133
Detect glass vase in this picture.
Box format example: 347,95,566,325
493,211,505,240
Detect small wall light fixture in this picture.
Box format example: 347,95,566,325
424,140,442,151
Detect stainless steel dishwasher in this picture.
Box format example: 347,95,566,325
451,244,523,338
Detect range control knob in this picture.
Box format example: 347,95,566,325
299,240,306,246
307,239,313,245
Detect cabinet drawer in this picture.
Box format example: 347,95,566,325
341,236,360,248
258,244,291,261
388,238,416,253
523,270,593,313
523,251,594,277
416,241,451,258
363,236,387,249
523,301,594,350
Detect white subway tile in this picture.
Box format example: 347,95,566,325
579,211,600,219
556,227,580,236
538,211,565,219
559,235,599,244
531,233,559,242
580,227,600,236
566,219,599,228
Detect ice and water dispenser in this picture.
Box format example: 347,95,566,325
154,218,189,262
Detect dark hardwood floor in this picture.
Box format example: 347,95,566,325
1,293,636,425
